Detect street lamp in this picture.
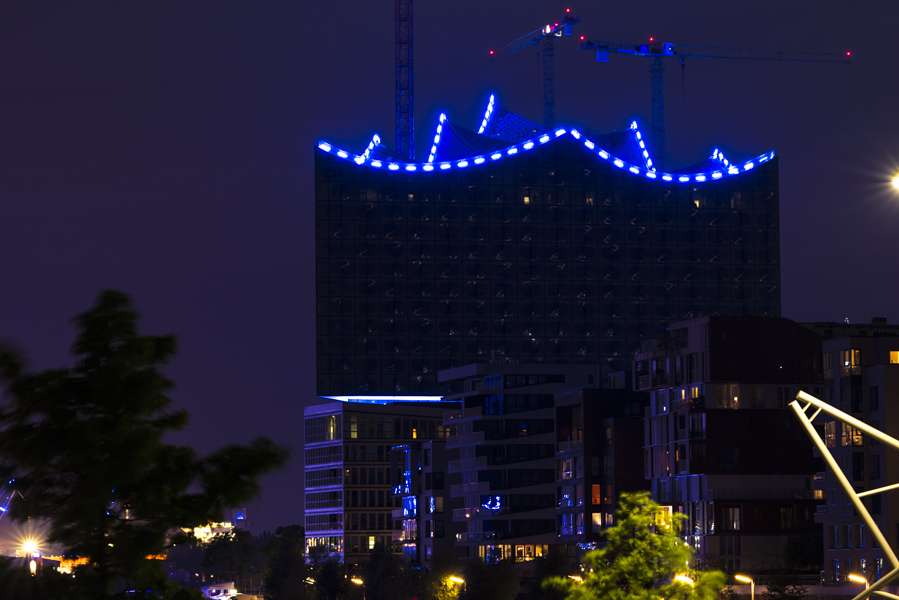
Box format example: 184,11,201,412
735,574,754,600
674,574,695,587
892,171,899,191
449,576,466,598
351,577,365,600
848,573,869,589
568,575,584,583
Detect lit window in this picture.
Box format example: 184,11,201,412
523,196,530,205
891,351,899,364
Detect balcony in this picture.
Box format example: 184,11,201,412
446,431,485,447
450,481,490,495
452,506,508,520
447,456,488,471
637,374,652,390
558,439,584,453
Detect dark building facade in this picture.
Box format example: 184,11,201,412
315,96,781,397
554,386,648,549
637,315,823,571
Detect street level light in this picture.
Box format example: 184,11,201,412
848,574,869,589
568,575,584,583
892,172,899,191
674,574,695,586
351,577,365,600
735,574,754,600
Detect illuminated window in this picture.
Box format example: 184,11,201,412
723,507,741,531
523,196,530,205
586,197,594,205
368,536,376,550
824,421,836,447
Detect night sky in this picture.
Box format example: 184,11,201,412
1,1,896,534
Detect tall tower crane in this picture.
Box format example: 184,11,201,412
396,0,414,159
497,9,580,128
581,39,851,169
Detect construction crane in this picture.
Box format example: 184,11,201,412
396,0,414,159
581,39,851,169
496,9,580,128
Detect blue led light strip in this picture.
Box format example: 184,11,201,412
630,121,654,171
317,131,774,184
427,113,447,163
477,94,495,135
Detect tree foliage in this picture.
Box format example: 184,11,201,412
462,558,519,600
0,290,289,599
263,525,310,600
544,491,725,600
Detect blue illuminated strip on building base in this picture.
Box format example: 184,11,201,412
321,395,445,404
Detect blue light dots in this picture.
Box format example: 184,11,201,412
316,127,774,185
477,94,495,135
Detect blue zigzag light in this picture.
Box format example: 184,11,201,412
317,124,774,184
477,93,496,135
427,113,447,163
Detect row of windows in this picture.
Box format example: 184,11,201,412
345,415,447,441
306,491,343,511
347,511,397,532
306,445,342,467
306,513,342,532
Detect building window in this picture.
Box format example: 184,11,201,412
718,448,739,469
860,524,866,548
842,424,863,447
591,484,601,505
776,386,791,409
723,507,741,531
891,351,899,364
834,558,840,582
870,386,879,411
871,455,881,481
833,525,840,548
841,349,861,376
823,352,834,379
853,453,865,481
779,506,794,530
824,422,837,448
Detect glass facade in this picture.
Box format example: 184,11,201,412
316,136,780,396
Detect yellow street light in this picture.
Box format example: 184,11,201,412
848,574,869,589
674,574,695,587
735,574,754,600
892,172,899,191
351,577,365,600
568,575,584,583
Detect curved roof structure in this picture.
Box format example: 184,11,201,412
317,94,774,184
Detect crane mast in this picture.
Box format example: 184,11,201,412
582,39,850,169
396,0,414,160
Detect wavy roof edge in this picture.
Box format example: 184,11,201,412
316,94,775,184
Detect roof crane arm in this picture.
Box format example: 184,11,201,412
582,40,850,64
670,43,850,63
502,15,580,56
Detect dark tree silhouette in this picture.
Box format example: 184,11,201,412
0,289,289,599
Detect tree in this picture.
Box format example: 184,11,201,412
263,525,310,600
359,544,418,600
760,563,807,600
544,491,725,600
462,559,519,600
203,529,264,594
0,290,289,599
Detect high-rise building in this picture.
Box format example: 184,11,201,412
315,95,781,397
439,362,600,564
636,315,822,571
802,319,899,584
303,399,455,565
553,386,648,549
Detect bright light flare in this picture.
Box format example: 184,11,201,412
674,574,695,587
449,576,465,584
22,539,38,555
892,172,899,190
735,575,753,584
